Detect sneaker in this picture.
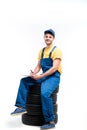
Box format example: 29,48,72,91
40,123,55,129
11,108,27,115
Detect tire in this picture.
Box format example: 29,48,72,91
53,86,59,94
22,83,59,126
29,84,59,95
22,114,45,126
29,84,41,95
22,113,58,126
26,93,57,105
26,104,57,115
26,93,41,105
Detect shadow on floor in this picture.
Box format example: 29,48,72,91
5,117,23,128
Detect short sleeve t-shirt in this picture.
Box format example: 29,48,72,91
38,45,63,74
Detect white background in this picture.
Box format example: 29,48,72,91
0,0,87,130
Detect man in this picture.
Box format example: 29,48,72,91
11,29,62,129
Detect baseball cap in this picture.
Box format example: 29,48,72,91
44,29,55,37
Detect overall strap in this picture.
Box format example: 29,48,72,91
41,47,45,58
41,46,57,58
49,46,56,58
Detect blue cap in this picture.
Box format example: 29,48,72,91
44,29,55,37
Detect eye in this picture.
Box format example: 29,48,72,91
45,36,48,38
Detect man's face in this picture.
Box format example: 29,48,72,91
44,33,55,46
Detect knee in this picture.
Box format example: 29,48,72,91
20,77,29,83
20,78,25,83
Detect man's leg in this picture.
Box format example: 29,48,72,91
11,76,37,115
40,75,60,129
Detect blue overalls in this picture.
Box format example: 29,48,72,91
15,46,60,122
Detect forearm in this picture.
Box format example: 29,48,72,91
30,59,61,80
33,66,41,74
41,66,58,78
40,58,61,78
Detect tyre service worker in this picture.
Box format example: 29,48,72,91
11,29,62,129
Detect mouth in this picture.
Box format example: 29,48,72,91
46,40,50,42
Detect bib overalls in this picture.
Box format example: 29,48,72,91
15,46,60,122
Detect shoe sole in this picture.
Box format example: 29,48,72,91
40,128,55,130
40,125,55,130
11,111,27,116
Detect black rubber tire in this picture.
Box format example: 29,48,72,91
29,84,59,95
29,84,41,95
26,104,57,115
53,86,59,94
22,113,58,126
22,83,59,126
26,93,57,105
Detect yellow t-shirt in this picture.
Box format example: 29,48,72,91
38,45,63,74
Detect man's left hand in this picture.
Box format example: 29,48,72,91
30,74,42,80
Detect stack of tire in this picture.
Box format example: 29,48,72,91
22,84,59,126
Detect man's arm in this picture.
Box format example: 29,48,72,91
30,60,41,76
41,58,61,77
31,58,61,80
